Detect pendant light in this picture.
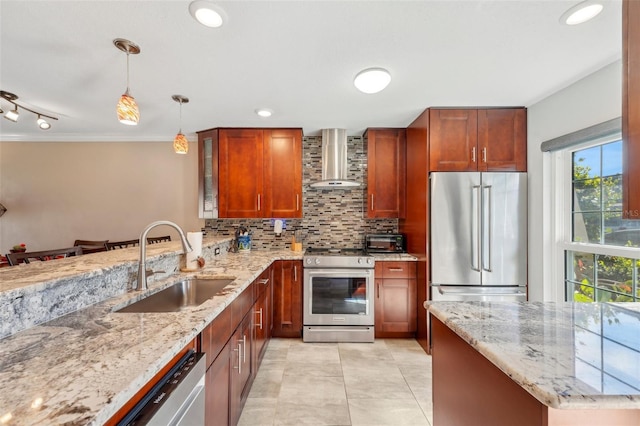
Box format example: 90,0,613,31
172,95,189,154
114,38,141,125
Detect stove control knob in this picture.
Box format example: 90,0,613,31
314,258,321,265
367,258,373,265
357,258,363,264
306,258,312,265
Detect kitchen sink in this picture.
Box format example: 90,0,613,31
115,277,235,313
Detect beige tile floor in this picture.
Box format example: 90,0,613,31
238,338,433,426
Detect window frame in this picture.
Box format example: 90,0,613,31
557,132,640,302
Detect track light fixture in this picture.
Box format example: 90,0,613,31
172,95,189,154
114,38,141,125
0,90,58,129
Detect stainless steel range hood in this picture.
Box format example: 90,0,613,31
309,129,361,188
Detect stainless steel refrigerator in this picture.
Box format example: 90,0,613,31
430,172,527,301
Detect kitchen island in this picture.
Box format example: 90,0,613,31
427,301,640,426
0,239,303,425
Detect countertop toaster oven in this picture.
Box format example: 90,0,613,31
365,234,405,253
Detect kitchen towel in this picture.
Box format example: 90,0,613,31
186,231,203,270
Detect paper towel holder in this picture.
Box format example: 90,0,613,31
273,219,284,237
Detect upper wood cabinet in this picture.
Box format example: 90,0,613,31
429,108,527,172
197,128,303,218
365,128,406,218
623,0,640,218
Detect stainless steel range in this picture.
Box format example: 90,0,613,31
303,247,375,343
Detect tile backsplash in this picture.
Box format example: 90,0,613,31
205,135,398,250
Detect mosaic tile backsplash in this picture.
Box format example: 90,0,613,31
205,135,398,250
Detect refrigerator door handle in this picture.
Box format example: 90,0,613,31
482,184,492,272
471,185,481,272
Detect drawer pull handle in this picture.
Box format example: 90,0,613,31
388,268,404,272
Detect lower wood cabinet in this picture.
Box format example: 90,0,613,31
202,265,273,426
374,261,417,338
206,341,231,426
272,260,303,338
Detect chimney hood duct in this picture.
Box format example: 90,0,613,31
310,129,360,188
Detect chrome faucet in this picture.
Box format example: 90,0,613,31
136,220,193,291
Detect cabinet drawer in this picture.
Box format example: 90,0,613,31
231,284,254,330
377,261,416,279
254,267,272,300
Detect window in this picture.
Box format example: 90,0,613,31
565,138,640,302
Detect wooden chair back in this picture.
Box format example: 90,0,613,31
146,235,171,244
7,246,83,266
107,239,140,250
73,239,109,254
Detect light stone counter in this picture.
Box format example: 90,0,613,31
0,245,303,425
426,301,640,410
370,253,418,261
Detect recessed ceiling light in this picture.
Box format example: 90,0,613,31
354,67,391,94
189,1,226,28
560,1,604,25
255,108,273,118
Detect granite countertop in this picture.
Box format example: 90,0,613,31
0,247,303,425
370,253,418,261
426,301,640,410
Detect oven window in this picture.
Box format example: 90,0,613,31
311,277,368,315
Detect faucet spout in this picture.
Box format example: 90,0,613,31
136,220,193,291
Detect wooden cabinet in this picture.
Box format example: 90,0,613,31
254,267,272,367
201,265,273,426
374,261,417,338
623,0,640,218
219,129,264,218
429,108,526,172
263,129,303,218
206,342,230,426
229,313,253,426
272,260,303,338
365,128,406,218
197,128,303,219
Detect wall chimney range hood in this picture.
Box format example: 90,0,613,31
310,129,360,188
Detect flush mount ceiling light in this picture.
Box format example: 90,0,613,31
354,67,391,94
172,95,189,154
189,1,226,28
114,38,141,125
255,108,273,118
560,0,604,25
0,90,58,129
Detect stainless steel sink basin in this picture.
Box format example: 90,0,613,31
115,278,235,313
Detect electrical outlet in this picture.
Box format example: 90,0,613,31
214,247,220,256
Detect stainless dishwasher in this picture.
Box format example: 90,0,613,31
118,350,206,426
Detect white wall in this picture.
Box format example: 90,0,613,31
527,60,622,301
0,141,203,253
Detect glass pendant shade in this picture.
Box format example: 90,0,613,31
173,132,189,154
117,92,139,125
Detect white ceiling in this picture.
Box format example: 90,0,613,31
0,0,622,142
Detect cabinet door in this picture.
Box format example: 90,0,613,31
429,109,478,171
254,274,272,366
367,128,406,218
272,260,303,338
375,278,417,334
206,341,230,426
477,108,527,172
264,129,303,218
198,130,219,219
623,0,640,218
230,314,253,426
219,129,264,218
